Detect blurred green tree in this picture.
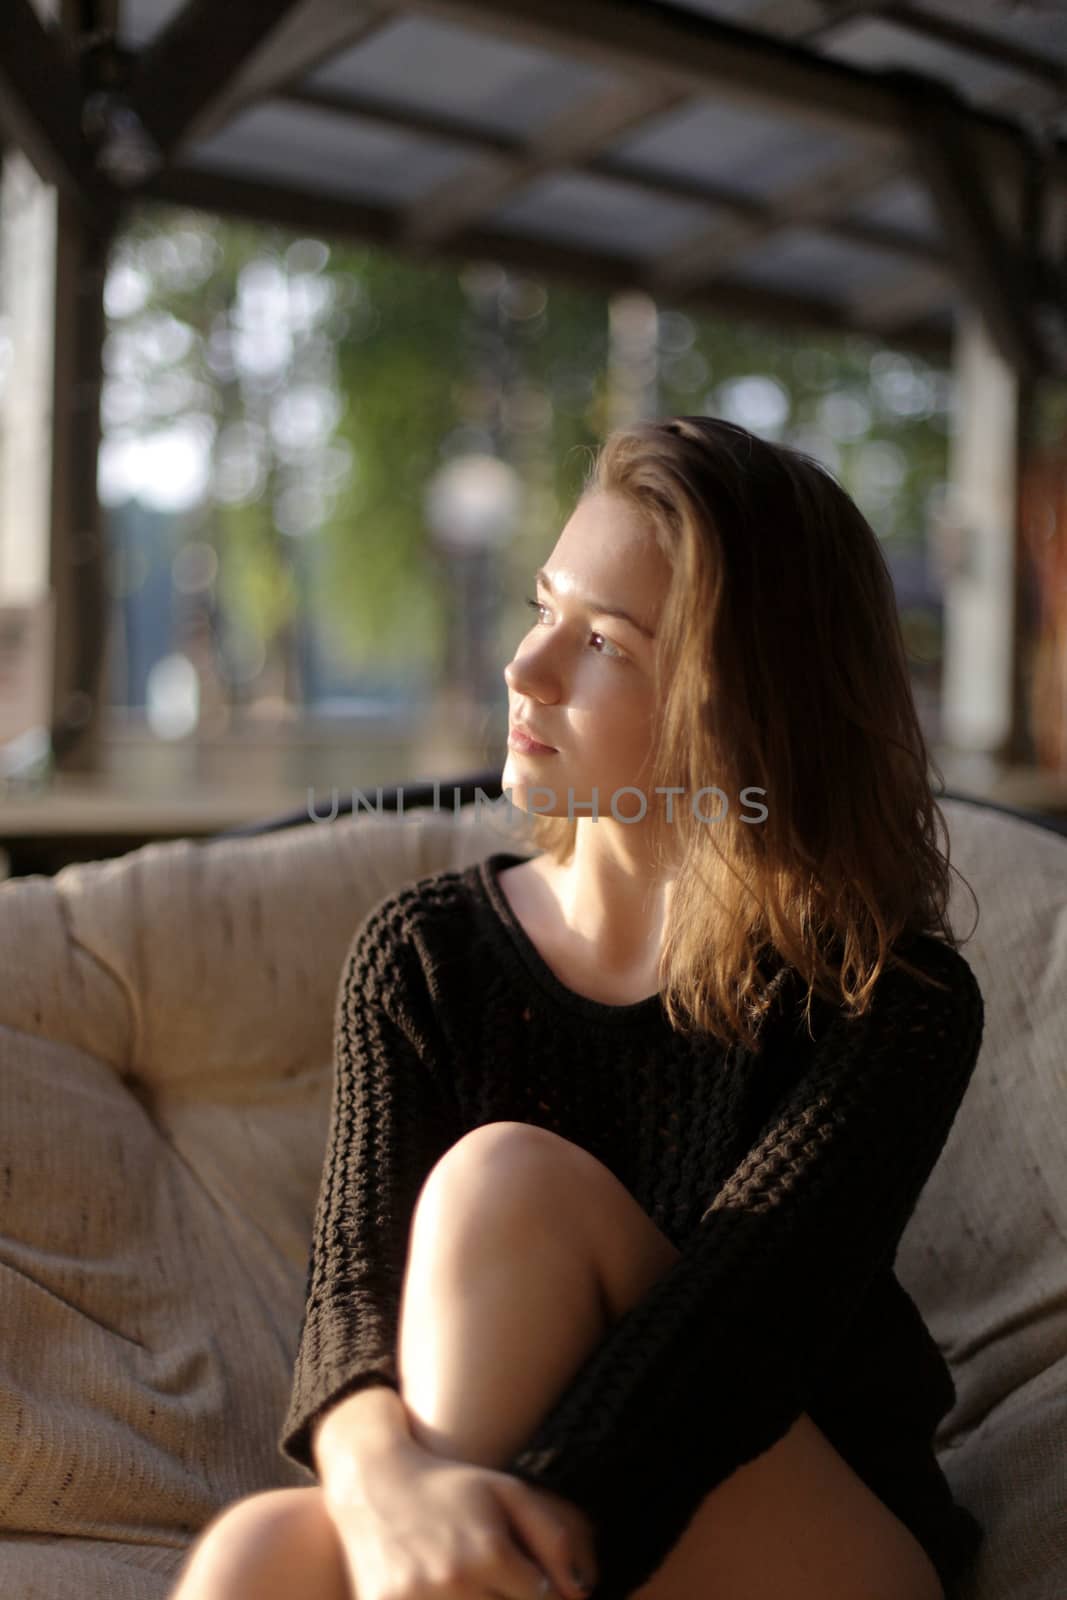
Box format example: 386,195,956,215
102,203,951,720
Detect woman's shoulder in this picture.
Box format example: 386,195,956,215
885,930,984,1013
344,858,487,963
770,930,984,1048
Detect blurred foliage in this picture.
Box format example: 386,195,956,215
103,202,953,708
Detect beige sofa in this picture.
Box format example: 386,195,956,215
1,794,1064,1599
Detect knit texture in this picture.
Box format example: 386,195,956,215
279,850,987,1598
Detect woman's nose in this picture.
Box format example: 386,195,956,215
503,657,527,694
504,647,556,699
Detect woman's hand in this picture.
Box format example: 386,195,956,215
323,1437,599,1600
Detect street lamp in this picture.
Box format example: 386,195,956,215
423,452,521,768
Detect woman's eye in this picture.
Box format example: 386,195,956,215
522,596,626,660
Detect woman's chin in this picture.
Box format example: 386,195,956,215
501,760,565,814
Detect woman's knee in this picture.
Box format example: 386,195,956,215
413,1121,575,1232
174,1486,347,1597
427,1121,555,1186
199,1486,317,1551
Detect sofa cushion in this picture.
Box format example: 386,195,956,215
0,798,533,1595
895,799,1067,1596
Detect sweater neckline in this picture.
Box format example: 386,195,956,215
475,852,665,1025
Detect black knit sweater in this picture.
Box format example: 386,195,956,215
279,850,986,1598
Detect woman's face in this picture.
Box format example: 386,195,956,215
503,489,671,821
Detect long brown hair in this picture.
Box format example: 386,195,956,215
526,415,978,1049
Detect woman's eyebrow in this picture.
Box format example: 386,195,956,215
535,568,656,640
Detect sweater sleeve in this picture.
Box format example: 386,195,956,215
501,934,985,1599
278,895,462,1476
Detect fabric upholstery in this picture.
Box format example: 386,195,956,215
0,795,1062,1598
895,803,1067,1599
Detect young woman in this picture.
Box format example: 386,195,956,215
170,415,985,1600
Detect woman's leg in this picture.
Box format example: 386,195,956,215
399,1120,945,1600
165,1117,607,1600
396,1120,662,1467
165,1117,604,1600
171,1117,943,1600
167,1486,350,1600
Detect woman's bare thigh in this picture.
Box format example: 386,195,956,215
496,1129,945,1600
170,1486,350,1600
628,1409,945,1600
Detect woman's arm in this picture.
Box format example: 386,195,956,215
313,1386,415,1489
278,896,462,1475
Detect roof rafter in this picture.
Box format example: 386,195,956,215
350,0,1058,361
385,0,1055,183
179,0,397,150
745,0,1064,351
8,0,1056,366
648,143,918,296
905,75,1047,378
256,0,955,324
877,1,1067,92
0,0,101,216
122,0,308,162
277,84,948,275
142,162,952,358
396,77,692,248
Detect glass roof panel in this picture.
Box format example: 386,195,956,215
609,96,853,199
184,100,473,206
304,12,627,141
728,225,916,300
820,17,1033,108
486,170,728,259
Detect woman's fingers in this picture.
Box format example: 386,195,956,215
490,1476,596,1599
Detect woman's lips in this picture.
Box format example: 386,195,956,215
508,726,557,754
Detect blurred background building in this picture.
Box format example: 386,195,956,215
2,0,1067,870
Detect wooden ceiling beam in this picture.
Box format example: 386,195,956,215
396,78,691,248
744,0,1066,356
0,0,100,215
386,0,1056,187
752,2,889,27
140,162,952,359
122,0,307,162
180,0,397,149
845,260,954,334
144,0,1057,345
357,0,1056,337
649,143,910,295
386,0,897,139
878,2,1067,92
905,77,1047,379
278,84,947,275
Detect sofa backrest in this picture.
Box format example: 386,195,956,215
0,797,535,1565
893,800,1067,1445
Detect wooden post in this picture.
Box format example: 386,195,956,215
0,142,60,781
936,160,1036,787
0,0,119,779
48,181,117,773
